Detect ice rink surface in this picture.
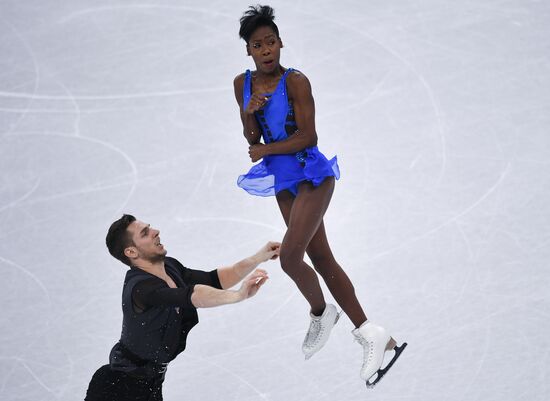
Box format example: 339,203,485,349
1,0,549,400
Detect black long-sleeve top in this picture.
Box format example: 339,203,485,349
109,256,222,377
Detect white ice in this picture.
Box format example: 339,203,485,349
1,1,549,400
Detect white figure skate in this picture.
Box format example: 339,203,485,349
352,321,407,388
302,303,341,360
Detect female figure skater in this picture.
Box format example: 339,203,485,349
233,5,406,387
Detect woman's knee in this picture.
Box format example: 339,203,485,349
279,243,305,273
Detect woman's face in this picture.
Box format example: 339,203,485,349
247,25,283,74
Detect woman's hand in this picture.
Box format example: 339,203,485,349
249,143,270,162
244,93,269,115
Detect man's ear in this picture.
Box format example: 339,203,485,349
124,247,137,260
279,38,283,48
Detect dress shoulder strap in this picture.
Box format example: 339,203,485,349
243,69,252,104
280,68,297,89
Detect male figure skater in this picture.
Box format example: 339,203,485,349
85,214,280,400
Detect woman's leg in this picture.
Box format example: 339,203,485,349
275,178,335,316
306,221,368,328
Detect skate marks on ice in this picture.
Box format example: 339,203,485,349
2,1,550,400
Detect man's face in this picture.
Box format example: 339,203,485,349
125,220,167,263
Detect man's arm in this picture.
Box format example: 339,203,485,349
191,269,268,308
132,268,269,311
216,241,280,289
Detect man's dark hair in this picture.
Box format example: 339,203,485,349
239,5,279,43
106,214,136,266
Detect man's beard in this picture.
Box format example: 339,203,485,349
147,252,166,264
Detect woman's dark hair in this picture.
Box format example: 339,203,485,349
106,214,136,266
239,5,279,43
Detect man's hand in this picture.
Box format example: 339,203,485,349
255,241,281,263
217,242,280,290
237,269,269,300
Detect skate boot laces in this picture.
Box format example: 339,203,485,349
302,304,340,359
304,318,323,347
354,334,375,364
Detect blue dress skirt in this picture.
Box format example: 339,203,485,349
237,68,340,197
238,147,339,197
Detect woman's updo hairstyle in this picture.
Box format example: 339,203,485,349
239,5,280,44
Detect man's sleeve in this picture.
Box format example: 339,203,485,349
183,267,222,289
169,257,223,289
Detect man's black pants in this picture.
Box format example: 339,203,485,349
85,364,164,401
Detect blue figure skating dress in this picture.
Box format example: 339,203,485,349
237,68,340,197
